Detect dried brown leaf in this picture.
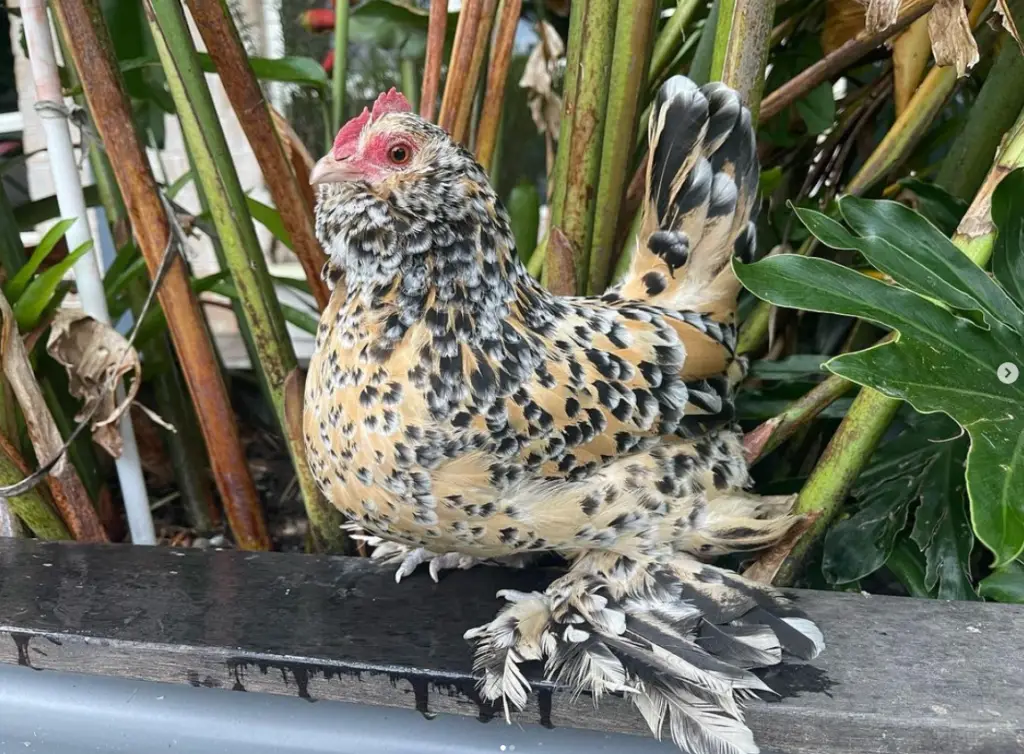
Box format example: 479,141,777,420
995,0,1023,52
46,309,143,458
0,293,105,541
929,0,979,77
519,21,565,140
823,0,867,54
858,0,901,34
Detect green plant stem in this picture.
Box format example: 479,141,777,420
588,0,657,294
709,0,774,120
648,0,701,85
331,0,350,131
539,0,586,286
150,0,322,548
0,185,26,449
773,389,900,585
399,57,419,113
745,373,855,464
0,438,70,539
549,0,618,293
937,33,1024,202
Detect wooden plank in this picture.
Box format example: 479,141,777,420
0,538,1021,754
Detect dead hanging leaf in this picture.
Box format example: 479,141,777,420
857,0,901,34
823,0,867,54
46,309,143,458
520,20,565,141
929,0,979,77
995,0,1023,52
0,292,106,541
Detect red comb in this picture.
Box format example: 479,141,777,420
371,88,412,118
331,90,412,159
333,106,369,159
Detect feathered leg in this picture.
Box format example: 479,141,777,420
465,551,823,754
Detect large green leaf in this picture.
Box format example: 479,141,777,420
895,178,968,237
979,560,1024,603
348,0,459,59
735,230,1024,565
195,53,328,91
244,197,292,250
822,413,972,595
992,169,1024,310
910,437,976,601
795,198,1024,331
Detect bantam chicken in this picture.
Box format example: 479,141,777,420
304,76,824,754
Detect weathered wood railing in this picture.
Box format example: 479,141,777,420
0,538,1021,753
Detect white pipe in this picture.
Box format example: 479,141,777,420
21,1,156,545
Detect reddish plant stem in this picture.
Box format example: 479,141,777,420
421,0,449,122
475,0,522,170
438,0,483,135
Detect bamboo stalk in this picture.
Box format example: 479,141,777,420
331,0,350,131
400,57,419,114
587,0,657,294
709,0,775,120
147,0,335,549
53,0,269,551
23,0,154,544
186,0,331,312
846,65,957,196
438,0,484,134
453,0,499,146
550,0,618,293
476,0,523,172
420,0,449,121
648,0,701,86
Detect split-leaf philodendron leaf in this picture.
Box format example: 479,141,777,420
735,169,1024,566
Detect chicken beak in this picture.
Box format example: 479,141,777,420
309,153,360,186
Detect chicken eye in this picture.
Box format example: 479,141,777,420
389,144,411,164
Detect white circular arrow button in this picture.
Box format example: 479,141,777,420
998,362,1019,385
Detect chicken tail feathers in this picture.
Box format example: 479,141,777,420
616,76,759,326
465,552,823,754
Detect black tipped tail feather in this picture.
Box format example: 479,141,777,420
464,552,824,754
616,76,760,324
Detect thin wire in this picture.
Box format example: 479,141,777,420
33,99,101,169
0,194,185,501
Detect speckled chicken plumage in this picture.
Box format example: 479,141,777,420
304,78,823,754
